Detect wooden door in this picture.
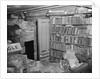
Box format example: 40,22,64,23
37,18,50,61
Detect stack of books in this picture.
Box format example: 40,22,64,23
50,50,63,59
51,15,92,25
51,25,88,35
50,42,66,51
50,34,64,42
64,36,92,46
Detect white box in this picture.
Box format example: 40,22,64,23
7,43,22,53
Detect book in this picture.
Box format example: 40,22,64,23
50,41,66,51
51,15,92,25
64,36,92,46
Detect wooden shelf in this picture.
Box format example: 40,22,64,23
73,44,92,47
50,40,64,43
72,24,92,26
48,12,92,16
51,25,88,29
52,24,92,26
50,56,62,59
50,32,92,37
64,34,92,37
50,40,92,47
65,43,92,47
50,47,65,52
49,11,92,62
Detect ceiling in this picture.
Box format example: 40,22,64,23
7,5,57,14
7,5,92,14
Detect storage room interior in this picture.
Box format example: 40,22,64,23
7,5,92,73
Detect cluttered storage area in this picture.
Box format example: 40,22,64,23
7,5,92,73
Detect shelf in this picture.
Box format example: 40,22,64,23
50,40,64,43
50,41,92,47
52,24,92,26
65,43,92,47
48,14,73,16
49,11,92,61
64,34,92,37
74,44,92,47
48,12,92,16
50,32,92,37
72,24,92,26
50,56,62,59
50,47,65,52
51,25,89,29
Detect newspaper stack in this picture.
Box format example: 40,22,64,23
8,54,27,72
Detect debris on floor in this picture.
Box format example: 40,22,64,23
7,54,70,73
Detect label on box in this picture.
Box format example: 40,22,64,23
7,43,22,53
